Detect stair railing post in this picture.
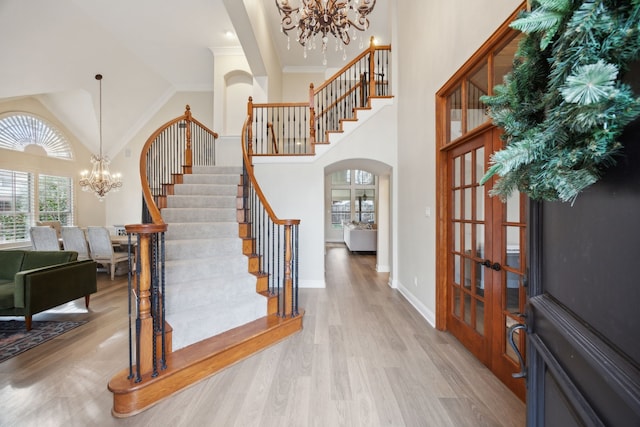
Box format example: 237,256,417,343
184,105,193,174
125,223,168,378
309,83,316,146
368,36,376,102
247,97,254,162
283,223,293,316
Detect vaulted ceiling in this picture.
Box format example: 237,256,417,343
0,0,390,157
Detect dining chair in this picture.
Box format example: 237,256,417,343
30,226,61,251
35,220,62,240
86,226,129,280
61,226,91,261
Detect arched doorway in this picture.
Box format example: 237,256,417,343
324,159,392,274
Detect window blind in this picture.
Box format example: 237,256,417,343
0,169,34,243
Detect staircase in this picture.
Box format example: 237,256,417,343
108,162,302,417
161,165,267,350
108,38,391,417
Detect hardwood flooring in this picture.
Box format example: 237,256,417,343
0,244,525,426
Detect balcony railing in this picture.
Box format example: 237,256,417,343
247,37,391,158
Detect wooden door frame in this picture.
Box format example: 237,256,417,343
435,3,524,332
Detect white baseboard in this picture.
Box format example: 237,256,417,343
396,282,436,328
376,264,390,273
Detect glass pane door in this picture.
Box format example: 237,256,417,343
448,132,492,363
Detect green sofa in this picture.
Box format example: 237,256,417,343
0,250,97,330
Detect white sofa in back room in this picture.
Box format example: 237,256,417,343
343,222,377,252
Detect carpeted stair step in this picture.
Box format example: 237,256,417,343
192,166,242,175
165,256,250,282
166,195,236,209
165,275,261,312
173,184,238,196
182,174,240,185
161,207,236,222
164,222,237,240
164,237,242,261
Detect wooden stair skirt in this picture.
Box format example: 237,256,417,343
108,311,304,417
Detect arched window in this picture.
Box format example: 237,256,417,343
0,113,73,159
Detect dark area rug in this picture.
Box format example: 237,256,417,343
0,320,86,363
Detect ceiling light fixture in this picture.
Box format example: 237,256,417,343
79,74,122,201
275,0,377,64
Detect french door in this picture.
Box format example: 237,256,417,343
446,127,527,400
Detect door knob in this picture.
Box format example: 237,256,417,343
491,262,502,271
476,259,492,268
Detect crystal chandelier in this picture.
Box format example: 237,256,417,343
275,0,377,63
79,74,122,201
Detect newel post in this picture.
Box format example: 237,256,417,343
283,223,293,316
247,97,254,160
126,223,167,378
368,36,376,100
309,83,316,146
184,105,193,174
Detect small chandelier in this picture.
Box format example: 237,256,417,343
79,74,122,201
275,0,377,63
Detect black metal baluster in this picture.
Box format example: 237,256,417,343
151,233,159,378
127,233,134,379
280,226,286,318
134,261,142,383
160,231,166,370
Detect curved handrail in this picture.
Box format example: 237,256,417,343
241,115,301,318
139,105,218,225
241,116,300,227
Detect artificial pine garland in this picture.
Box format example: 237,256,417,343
481,0,640,202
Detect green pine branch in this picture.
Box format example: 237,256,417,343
481,0,640,203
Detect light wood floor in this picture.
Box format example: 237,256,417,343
0,244,525,426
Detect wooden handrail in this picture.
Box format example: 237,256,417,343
246,38,391,155
139,105,218,225
312,37,391,95
241,116,300,227
316,82,364,119
241,115,300,320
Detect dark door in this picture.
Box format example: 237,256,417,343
526,114,640,425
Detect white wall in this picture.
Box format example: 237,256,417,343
394,0,522,325
224,71,253,136
281,72,324,102
253,103,397,288
212,52,252,135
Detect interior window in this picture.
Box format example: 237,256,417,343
0,169,74,244
330,169,376,229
